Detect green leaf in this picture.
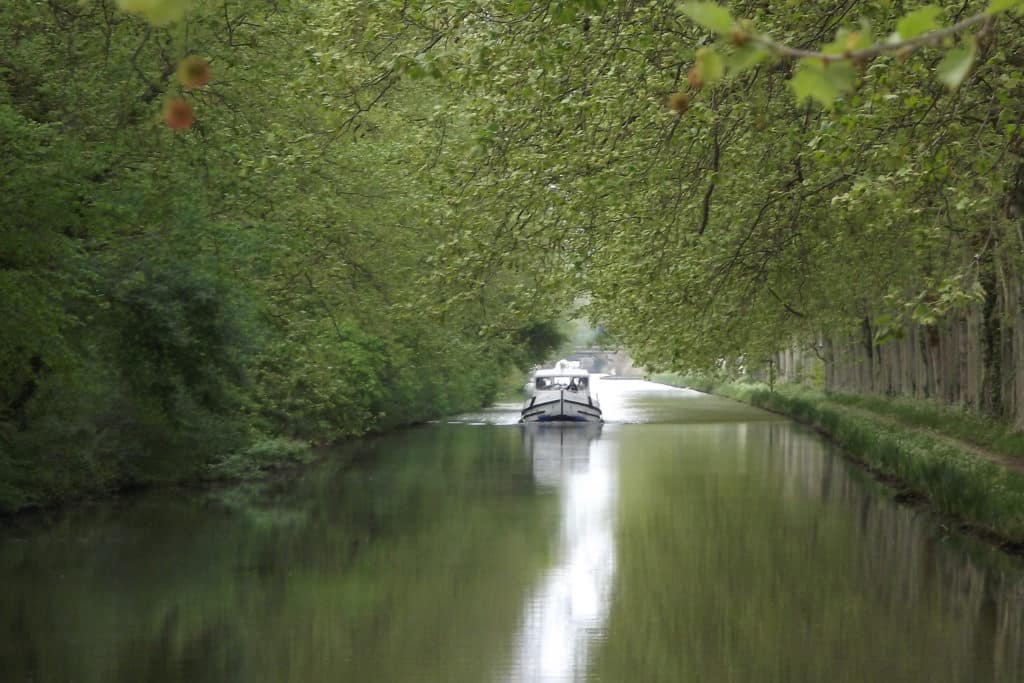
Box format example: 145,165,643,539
988,0,1024,14
789,60,855,108
116,0,193,25
789,70,835,107
895,5,943,40
679,2,735,34
727,43,770,74
696,46,725,85
552,2,579,24
873,327,906,344
937,40,976,90
823,27,873,55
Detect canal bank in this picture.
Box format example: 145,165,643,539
653,375,1024,553
0,367,536,520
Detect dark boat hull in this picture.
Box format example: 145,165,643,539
520,392,603,423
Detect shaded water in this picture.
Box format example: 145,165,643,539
2,380,1024,682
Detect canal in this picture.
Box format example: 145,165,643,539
2,380,1023,682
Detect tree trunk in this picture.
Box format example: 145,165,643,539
822,268,1023,431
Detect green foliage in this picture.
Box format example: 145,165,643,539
0,0,561,513
937,41,977,90
671,1,1016,106
511,321,567,368
694,47,725,86
357,0,1024,389
790,59,856,108
116,0,193,25
895,5,944,39
107,261,248,414
207,437,314,481
6,0,1024,513
989,0,1024,13
679,2,735,34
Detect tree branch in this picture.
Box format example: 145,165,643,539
751,11,995,64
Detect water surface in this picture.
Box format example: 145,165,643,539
2,380,1023,682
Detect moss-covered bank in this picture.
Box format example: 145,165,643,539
653,375,1024,550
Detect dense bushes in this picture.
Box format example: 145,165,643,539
0,240,550,513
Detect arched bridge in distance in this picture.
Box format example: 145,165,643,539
563,348,645,378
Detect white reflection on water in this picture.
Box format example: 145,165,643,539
504,425,616,682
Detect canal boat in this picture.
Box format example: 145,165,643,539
520,360,603,423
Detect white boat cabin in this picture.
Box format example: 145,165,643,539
521,360,602,423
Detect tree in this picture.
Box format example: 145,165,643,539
347,0,1024,423
0,0,565,511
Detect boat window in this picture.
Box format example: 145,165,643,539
536,375,589,389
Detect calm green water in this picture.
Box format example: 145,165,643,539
2,380,1024,682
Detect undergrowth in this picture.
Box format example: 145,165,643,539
206,438,315,481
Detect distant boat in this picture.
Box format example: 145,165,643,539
520,360,602,423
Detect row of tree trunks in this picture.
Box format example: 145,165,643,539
773,345,820,385
822,265,1024,432
1007,273,1024,432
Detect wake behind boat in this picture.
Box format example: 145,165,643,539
520,359,602,423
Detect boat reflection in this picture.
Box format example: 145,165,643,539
522,423,603,489
506,424,614,682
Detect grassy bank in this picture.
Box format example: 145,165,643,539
653,374,1024,548
825,392,1024,462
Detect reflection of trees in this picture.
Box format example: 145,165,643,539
0,425,557,682
595,422,1024,682
114,611,244,683
0,600,40,680
5,420,1023,681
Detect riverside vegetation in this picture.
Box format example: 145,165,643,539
4,1,1024,513
0,1,566,513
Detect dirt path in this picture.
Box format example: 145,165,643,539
830,402,1024,475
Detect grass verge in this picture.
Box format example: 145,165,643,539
655,374,1024,549
825,392,1024,461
